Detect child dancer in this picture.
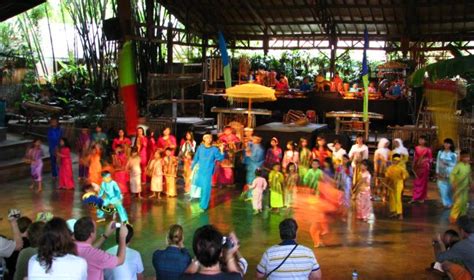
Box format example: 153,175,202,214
449,150,472,223
322,158,335,179
182,151,194,194
354,160,373,222
243,135,264,200
374,138,390,201
411,135,432,204
250,169,267,214
112,145,129,194
57,138,74,190
179,131,196,157
385,154,409,220
348,134,369,184
25,139,43,192
299,138,312,182
127,147,142,199
135,127,148,186
282,141,299,171
147,130,157,162
88,143,102,186
339,155,353,209
284,163,299,208
146,150,163,199
76,127,90,181
303,160,324,194
264,137,283,172
436,138,457,208
312,136,332,165
163,147,178,197
96,171,128,224
269,163,284,210
328,139,347,167
217,150,235,188
112,129,132,154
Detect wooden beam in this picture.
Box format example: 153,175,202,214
117,0,133,38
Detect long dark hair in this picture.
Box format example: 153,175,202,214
60,137,71,149
38,217,76,273
443,138,455,152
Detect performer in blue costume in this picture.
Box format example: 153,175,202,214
47,118,62,178
435,138,457,208
191,134,224,210
244,135,265,199
96,171,129,223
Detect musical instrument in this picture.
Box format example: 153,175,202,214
283,110,309,126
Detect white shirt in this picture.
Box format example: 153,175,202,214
0,237,16,258
104,246,144,280
348,144,369,166
328,144,347,162
28,254,87,280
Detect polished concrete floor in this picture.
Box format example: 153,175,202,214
0,171,471,280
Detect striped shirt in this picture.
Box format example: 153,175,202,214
257,240,320,280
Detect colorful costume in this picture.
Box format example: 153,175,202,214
179,140,196,157
284,172,298,207
392,138,409,164
348,144,369,184
97,179,128,222
27,147,43,182
269,170,284,208
88,151,102,185
91,132,108,148
112,137,132,153
250,176,267,211
128,156,142,194
156,135,177,152
191,144,224,210
135,136,148,183
449,162,472,222
412,146,432,201
339,166,353,208
386,162,409,215
436,150,457,207
243,143,265,198
183,157,193,193
82,192,116,215
47,126,62,177
282,150,299,171
355,171,372,220
76,132,90,178
312,147,332,166
303,168,323,193
264,147,283,168
163,155,178,197
327,144,347,167
299,147,312,181
58,147,74,189
112,152,129,194
147,158,163,193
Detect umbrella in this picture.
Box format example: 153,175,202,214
225,83,276,128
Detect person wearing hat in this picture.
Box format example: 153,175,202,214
191,134,225,211
385,154,409,220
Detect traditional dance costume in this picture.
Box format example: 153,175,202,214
299,147,312,181
27,147,43,183
348,143,369,184
282,150,299,171
47,126,62,178
327,144,347,167
264,147,283,171
156,135,177,152
312,147,332,166
88,151,102,185
244,143,265,198
147,158,163,193
412,146,432,202
436,150,457,207
303,168,323,193
112,152,129,194
355,170,372,221
76,132,90,178
128,156,142,194
183,157,193,193
135,136,148,184
112,137,132,153
449,162,472,222
250,176,267,211
97,178,128,222
269,170,284,208
284,172,298,207
386,162,409,216
58,146,74,189
164,155,178,197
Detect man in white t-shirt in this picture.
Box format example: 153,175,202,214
0,209,24,278
104,224,144,280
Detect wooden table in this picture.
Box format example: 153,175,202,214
325,111,384,140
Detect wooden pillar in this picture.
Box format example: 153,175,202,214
263,26,269,56
167,21,173,73
201,35,208,65
329,36,337,78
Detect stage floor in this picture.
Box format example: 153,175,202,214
0,172,469,279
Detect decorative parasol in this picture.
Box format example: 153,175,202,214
225,83,276,128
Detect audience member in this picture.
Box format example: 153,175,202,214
435,216,474,279
0,209,24,279
256,218,321,279
74,217,128,280
181,225,242,279
153,224,192,280
105,224,143,280
5,216,31,280
27,217,87,279
14,221,44,280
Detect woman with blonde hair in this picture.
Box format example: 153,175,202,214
152,224,192,280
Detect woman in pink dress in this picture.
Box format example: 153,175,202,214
134,127,148,185
112,129,132,154
147,130,157,162
112,144,129,194
355,160,373,222
156,127,177,154
57,138,74,190
411,135,433,203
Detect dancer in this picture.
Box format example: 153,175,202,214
91,124,108,148
284,163,299,207
449,150,472,223
182,151,194,194
264,137,283,173
112,144,129,194
243,135,265,200
178,131,196,157
374,138,390,201
436,138,457,208
87,143,102,186
242,127,254,149
322,158,335,178
312,136,332,165
57,138,74,190
386,154,409,219
191,134,224,211
269,163,284,210
25,139,44,192
112,129,132,154
303,160,324,194
250,169,267,214
282,141,299,171
348,134,369,184
47,118,62,179
299,137,312,182
216,150,235,188
163,147,178,197
354,160,372,222
96,171,128,223
156,127,177,153
328,139,347,167
146,150,163,199
127,147,142,199
135,127,148,185
339,155,353,209
218,126,241,151
148,130,157,162
76,127,91,181
392,138,409,164
411,135,432,204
